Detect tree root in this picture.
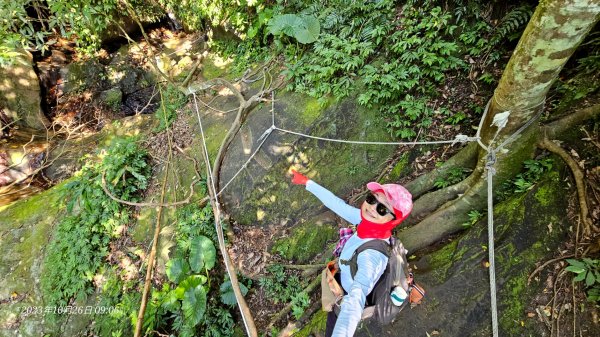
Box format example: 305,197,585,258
210,75,282,194
405,142,479,199
404,170,479,227
538,138,593,235
527,254,575,285
101,172,207,207
543,103,600,139
398,175,487,252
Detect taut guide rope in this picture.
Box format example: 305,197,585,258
189,85,544,337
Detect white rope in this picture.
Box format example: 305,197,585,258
477,97,545,337
268,94,479,146
272,126,477,145
485,151,499,337
215,126,274,197
191,93,255,337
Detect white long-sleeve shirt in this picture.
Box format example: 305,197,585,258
305,180,388,337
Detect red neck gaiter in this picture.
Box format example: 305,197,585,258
356,209,398,239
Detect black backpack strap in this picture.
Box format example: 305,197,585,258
339,240,392,279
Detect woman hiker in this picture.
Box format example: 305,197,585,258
290,170,413,337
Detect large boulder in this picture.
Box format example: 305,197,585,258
0,49,49,131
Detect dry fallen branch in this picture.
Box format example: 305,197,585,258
528,254,575,285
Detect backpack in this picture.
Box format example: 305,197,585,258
338,237,425,324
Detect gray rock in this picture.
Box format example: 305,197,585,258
0,49,49,130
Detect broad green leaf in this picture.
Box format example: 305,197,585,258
174,275,206,299
574,272,587,282
166,258,189,283
586,271,596,287
189,235,216,272
294,16,320,44
566,259,585,268
267,14,301,36
182,285,207,326
565,266,586,274
161,289,181,312
219,280,249,306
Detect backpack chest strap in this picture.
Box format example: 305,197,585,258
339,239,392,279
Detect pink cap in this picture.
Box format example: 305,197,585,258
366,182,413,222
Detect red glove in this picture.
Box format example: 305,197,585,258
291,169,309,185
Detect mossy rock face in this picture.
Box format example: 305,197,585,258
350,168,570,337
0,182,67,336
214,87,399,265
272,220,337,263
219,90,396,228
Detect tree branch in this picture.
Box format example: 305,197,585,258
134,153,170,337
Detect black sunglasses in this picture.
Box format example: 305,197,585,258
365,194,396,219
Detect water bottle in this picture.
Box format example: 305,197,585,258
390,286,408,306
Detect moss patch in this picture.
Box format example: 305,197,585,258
294,309,328,337
272,221,337,263
387,152,411,182
533,170,560,207
0,181,66,296
201,54,236,80
0,181,68,336
425,240,459,283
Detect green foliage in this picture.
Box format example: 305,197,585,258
155,84,188,132
500,158,554,197
488,4,534,46
259,264,310,315
0,0,162,65
219,279,249,307
41,137,150,308
566,258,600,302
291,291,311,320
94,267,141,336
201,301,236,337
267,14,320,44
461,210,484,228
142,203,239,337
433,167,471,189
280,0,504,139
158,0,266,33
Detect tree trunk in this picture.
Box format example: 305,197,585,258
399,0,600,252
